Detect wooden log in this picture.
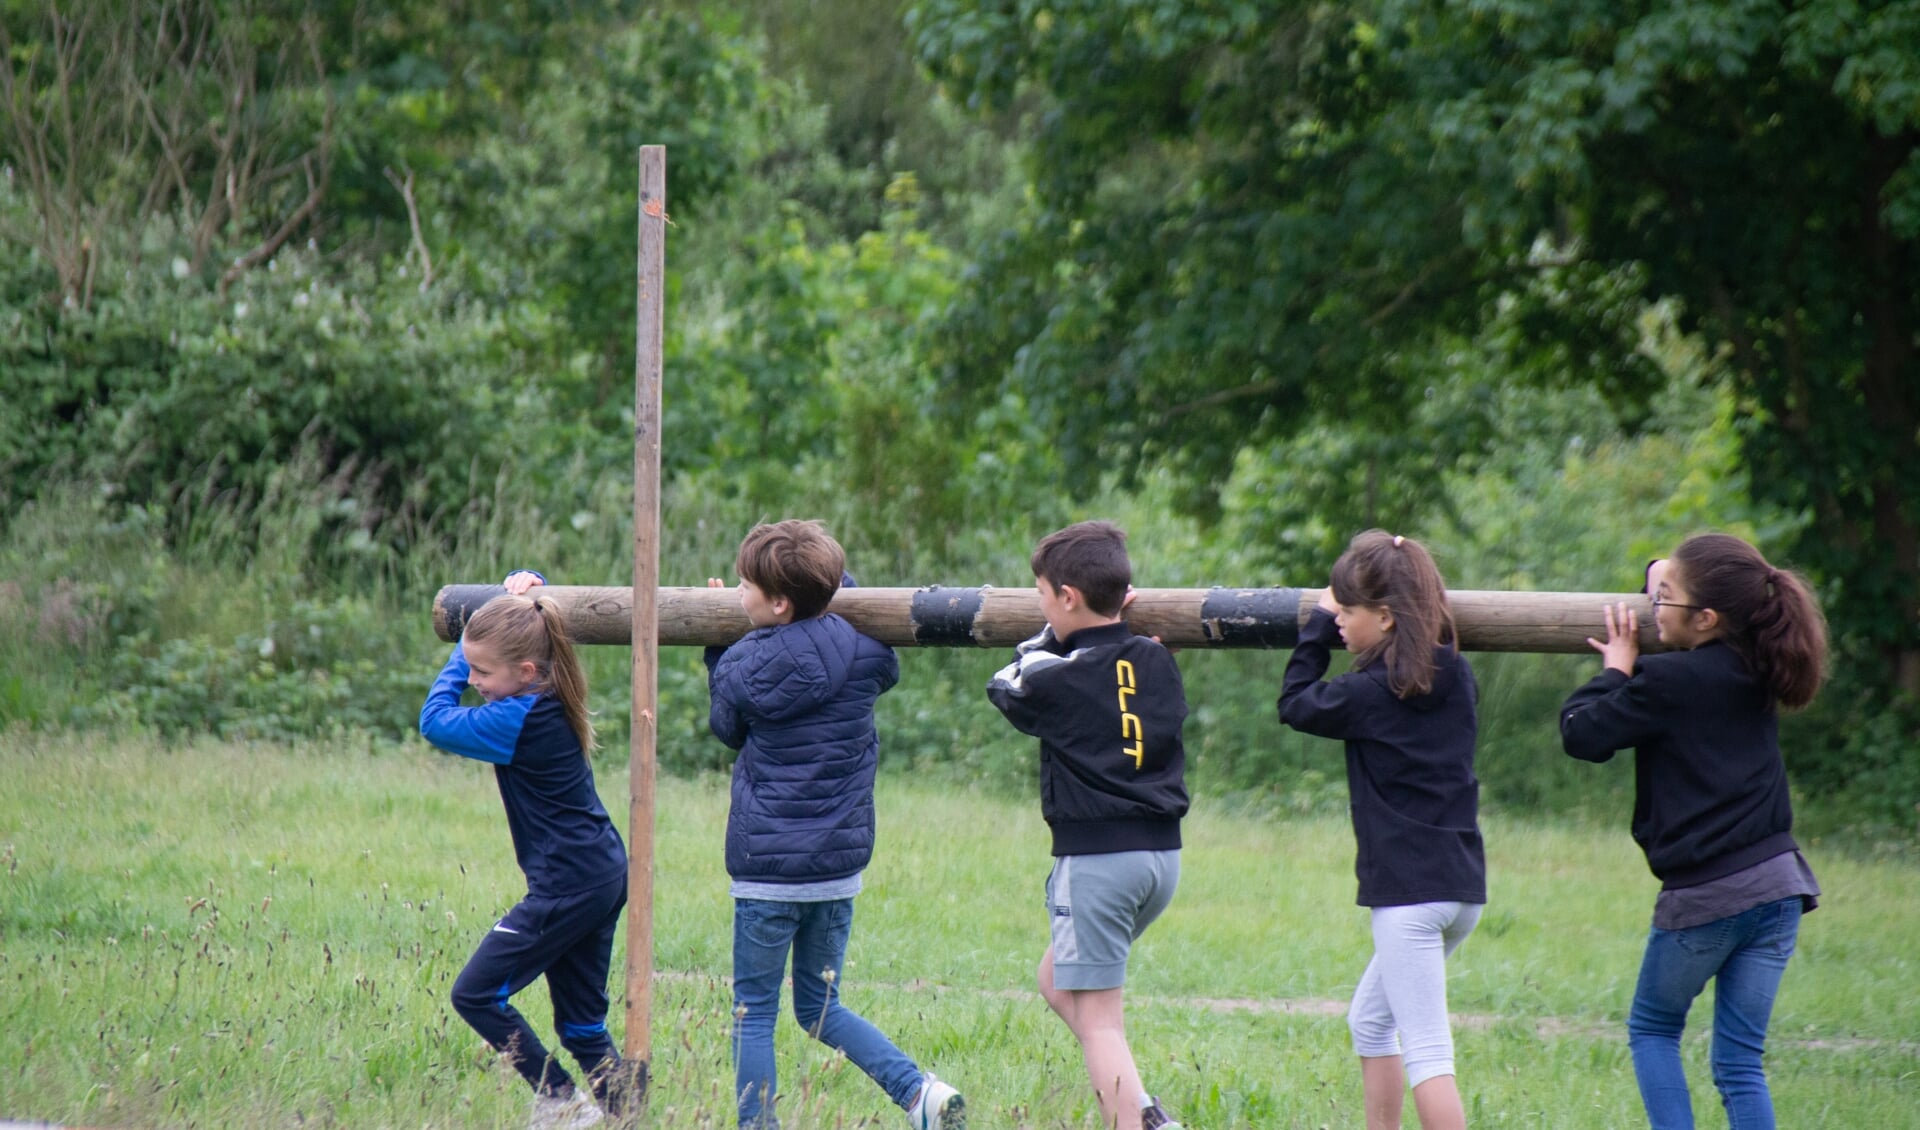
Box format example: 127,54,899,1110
432,584,1664,654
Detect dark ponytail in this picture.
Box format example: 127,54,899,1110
1671,534,1827,710
1329,530,1458,699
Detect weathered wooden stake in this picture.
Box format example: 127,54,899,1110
435,584,1664,655
625,144,665,1084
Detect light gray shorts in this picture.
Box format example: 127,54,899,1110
1044,850,1180,990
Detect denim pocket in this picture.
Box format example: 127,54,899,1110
1669,914,1735,958
739,900,802,950
1755,897,1802,957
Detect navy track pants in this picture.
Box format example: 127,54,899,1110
451,873,627,1107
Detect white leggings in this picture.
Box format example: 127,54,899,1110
1348,901,1484,1087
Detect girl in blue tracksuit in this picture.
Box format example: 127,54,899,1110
419,571,629,1128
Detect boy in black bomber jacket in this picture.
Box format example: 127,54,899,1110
987,521,1188,1130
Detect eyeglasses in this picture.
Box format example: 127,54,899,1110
1650,597,1704,612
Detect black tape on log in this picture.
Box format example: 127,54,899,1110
438,584,508,641
910,585,986,647
1198,587,1303,649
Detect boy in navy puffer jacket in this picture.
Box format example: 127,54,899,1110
705,520,965,1130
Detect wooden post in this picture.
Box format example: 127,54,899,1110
625,145,666,1087
435,583,1666,655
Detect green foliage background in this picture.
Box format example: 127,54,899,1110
1,0,1914,840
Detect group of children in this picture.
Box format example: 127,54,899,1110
418,519,1827,1130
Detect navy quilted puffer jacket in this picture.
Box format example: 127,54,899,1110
706,613,899,883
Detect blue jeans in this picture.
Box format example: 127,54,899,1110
732,897,923,1129
1627,897,1801,1130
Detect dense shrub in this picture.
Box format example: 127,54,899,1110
0,226,515,539
84,597,435,742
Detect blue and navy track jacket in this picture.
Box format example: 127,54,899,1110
419,644,627,898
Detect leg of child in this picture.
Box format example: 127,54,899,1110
1366,902,1481,1130
786,898,926,1110
734,899,802,1129
1707,898,1799,1130
1038,852,1179,1130
1359,1057,1409,1129
1040,946,1147,1130
1410,1074,1466,1130
546,881,628,1114
1348,955,1406,1129
1628,916,1724,1130
451,902,576,1097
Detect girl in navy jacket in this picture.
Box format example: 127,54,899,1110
1278,531,1483,1130
1561,534,1826,1130
420,572,629,1130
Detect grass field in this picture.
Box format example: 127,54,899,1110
2,733,1916,1128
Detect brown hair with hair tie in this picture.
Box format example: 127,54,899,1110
1671,534,1826,710
1329,529,1456,699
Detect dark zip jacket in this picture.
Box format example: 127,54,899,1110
707,613,899,884
1560,639,1797,888
1278,609,1485,907
988,621,1189,856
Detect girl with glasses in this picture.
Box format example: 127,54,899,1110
1561,534,1827,1130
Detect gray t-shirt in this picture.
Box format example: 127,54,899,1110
1653,850,1820,931
731,873,863,903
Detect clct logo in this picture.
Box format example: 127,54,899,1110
1116,659,1144,769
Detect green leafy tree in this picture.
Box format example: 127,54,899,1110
908,0,1920,712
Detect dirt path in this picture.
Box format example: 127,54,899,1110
655,969,1919,1055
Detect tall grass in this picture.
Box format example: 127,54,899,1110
3,735,1916,1128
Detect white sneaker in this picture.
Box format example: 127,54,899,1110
906,1072,965,1130
529,1090,606,1130
1140,1095,1183,1130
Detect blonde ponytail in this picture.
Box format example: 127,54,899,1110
463,594,598,756
534,598,598,755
